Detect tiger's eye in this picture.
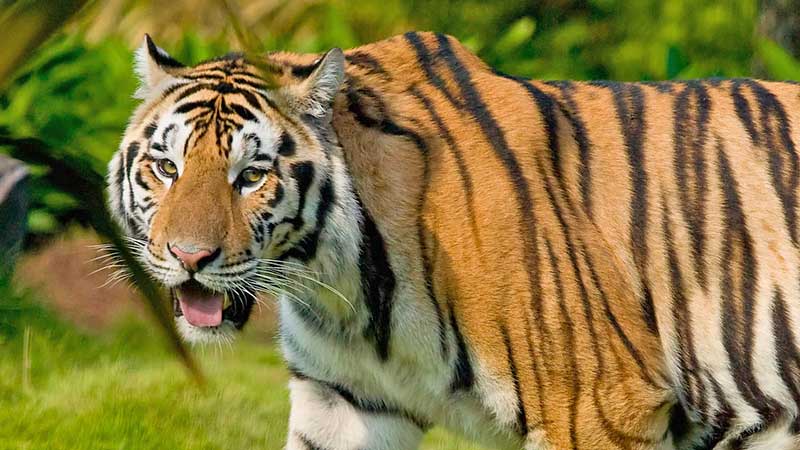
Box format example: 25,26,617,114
240,168,265,186
157,159,178,178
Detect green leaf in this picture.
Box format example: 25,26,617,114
666,45,689,79
757,38,800,81
493,17,536,56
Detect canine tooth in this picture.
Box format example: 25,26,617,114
223,292,231,309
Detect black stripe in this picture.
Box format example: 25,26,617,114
547,81,594,218
174,99,215,115
181,71,226,81
134,169,150,192
145,36,184,69
751,80,799,245
359,208,397,361
404,32,463,109
731,80,761,146
717,144,781,422
267,182,284,208
125,141,141,230
732,80,799,245
143,120,158,139
290,58,322,78
174,83,214,103
278,132,296,156
544,237,579,450
160,123,176,145
408,86,481,249
516,79,564,180
285,298,336,337
605,82,657,335
771,287,800,430
345,52,388,77
346,80,448,359
158,81,191,100
280,176,334,262
501,324,528,435
238,88,263,110
667,404,692,447
447,301,474,392
296,433,327,450
291,371,430,429
228,102,257,122
729,425,765,450
289,161,314,230
114,148,127,219
583,243,656,386
212,81,235,94
661,192,706,416
703,373,733,447
673,81,710,292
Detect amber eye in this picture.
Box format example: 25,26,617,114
238,167,266,188
156,159,178,178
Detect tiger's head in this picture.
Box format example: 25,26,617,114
107,36,361,343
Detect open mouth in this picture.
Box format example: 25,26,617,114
171,279,255,329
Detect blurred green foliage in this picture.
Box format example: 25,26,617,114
0,0,798,240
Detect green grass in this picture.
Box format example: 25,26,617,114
0,282,483,450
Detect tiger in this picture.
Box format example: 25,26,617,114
106,31,800,449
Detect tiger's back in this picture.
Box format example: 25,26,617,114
275,33,800,448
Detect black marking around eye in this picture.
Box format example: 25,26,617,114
134,169,150,191
278,132,296,156
268,183,285,207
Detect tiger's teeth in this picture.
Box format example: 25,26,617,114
223,292,231,310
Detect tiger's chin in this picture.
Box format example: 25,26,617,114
170,280,256,344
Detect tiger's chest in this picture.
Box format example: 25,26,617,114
277,297,523,449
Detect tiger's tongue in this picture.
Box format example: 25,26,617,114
177,283,223,327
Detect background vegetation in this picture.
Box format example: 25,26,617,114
4,0,800,240
1,0,798,448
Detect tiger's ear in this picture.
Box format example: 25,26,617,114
281,48,345,118
134,34,185,99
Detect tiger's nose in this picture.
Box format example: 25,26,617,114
168,244,221,273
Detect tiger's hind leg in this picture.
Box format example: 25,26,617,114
285,376,426,450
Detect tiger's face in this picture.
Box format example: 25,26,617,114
108,36,350,342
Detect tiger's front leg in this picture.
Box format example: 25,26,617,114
285,377,426,450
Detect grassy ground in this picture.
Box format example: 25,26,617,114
0,280,484,450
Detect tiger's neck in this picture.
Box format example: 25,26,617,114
282,147,369,330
